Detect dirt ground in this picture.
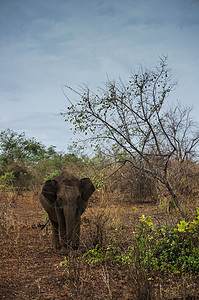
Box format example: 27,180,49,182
0,191,199,299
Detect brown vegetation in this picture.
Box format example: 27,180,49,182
0,161,199,299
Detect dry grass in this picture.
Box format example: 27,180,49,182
0,186,199,299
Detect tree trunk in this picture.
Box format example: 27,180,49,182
164,178,185,217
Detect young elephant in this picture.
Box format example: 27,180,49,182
40,170,95,254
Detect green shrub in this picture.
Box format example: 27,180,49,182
81,208,199,274
0,172,16,191
133,210,199,274
44,170,60,181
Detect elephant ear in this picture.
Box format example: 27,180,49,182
41,179,58,203
79,178,95,215
80,178,95,202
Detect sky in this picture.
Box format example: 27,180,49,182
0,0,199,152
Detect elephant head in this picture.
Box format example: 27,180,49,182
40,170,95,254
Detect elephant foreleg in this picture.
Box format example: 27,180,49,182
72,213,81,250
55,206,67,253
50,219,60,250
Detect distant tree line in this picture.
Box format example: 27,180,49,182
0,129,85,189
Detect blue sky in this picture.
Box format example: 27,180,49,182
0,0,199,151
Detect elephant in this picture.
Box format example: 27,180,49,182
40,170,95,255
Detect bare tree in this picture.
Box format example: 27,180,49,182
61,56,199,214
163,104,199,161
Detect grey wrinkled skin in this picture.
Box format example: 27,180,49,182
40,170,95,255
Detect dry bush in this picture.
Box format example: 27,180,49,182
0,190,43,234
126,268,158,300
81,197,130,252
60,253,90,297
81,208,110,249
107,163,157,204
168,159,199,197
155,159,199,213
105,159,199,213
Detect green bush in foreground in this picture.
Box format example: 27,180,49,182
81,208,199,274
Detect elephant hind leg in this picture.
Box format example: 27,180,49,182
50,219,61,250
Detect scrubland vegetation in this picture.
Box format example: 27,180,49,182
1,58,199,299
0,129,199,299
